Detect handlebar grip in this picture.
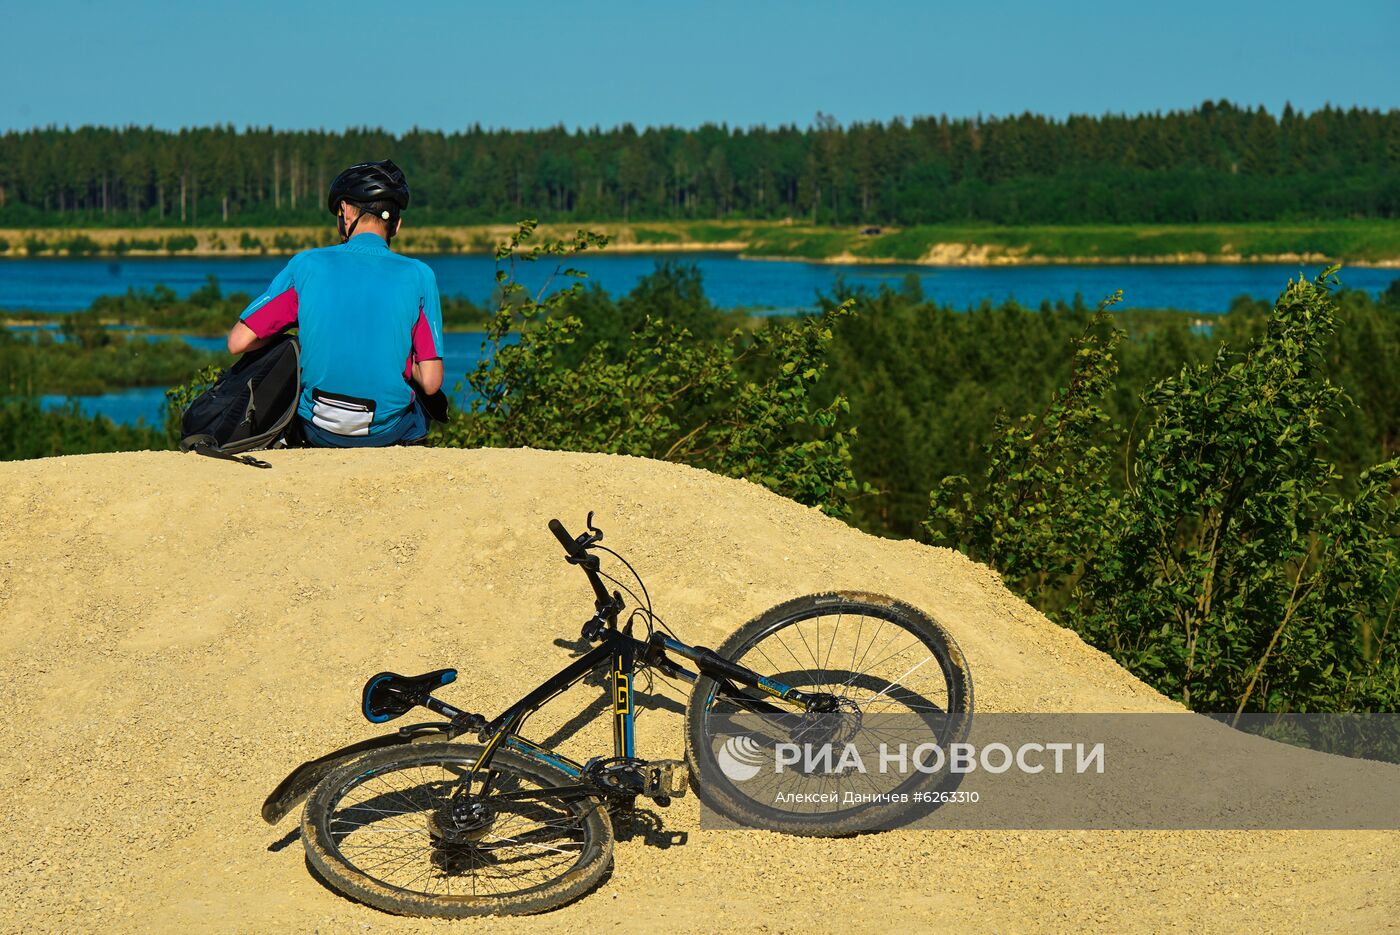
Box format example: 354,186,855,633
548,518,583,558
549,518,612,608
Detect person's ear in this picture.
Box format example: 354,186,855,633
391,216,403,237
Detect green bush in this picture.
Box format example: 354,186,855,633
81,276,252,334
928,269,1400,713
433,221,863,517
64,235,100,256
0,323,225,396
163,363,222,442
0,398,165,461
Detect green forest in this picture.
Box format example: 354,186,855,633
1,101,1397,227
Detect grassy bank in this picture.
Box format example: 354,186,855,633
1,324,226,396
1,220,1398,265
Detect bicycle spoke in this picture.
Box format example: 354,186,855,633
701,601,963,826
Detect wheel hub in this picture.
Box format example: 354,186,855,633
795,695,863,746
428,798,497,845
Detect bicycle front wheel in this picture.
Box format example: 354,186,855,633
685,591,972,835
302,742,613,917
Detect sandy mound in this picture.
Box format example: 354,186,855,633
0,448,1394,933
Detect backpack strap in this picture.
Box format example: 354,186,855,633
189,439,273,469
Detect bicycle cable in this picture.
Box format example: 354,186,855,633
592,543,681,641
591,545,653,615
590,543,690,714
588,568,660,711
596,569,649,629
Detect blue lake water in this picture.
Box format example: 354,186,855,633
8,252,1396,427
39,385,174,427
3,253,1396,315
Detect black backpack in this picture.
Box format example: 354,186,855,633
179,335,301,468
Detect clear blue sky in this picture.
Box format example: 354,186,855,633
2,0,1395,132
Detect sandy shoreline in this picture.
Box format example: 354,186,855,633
744,249,1400,268
3,224,1397,267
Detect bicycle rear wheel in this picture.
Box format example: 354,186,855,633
685,591,972,835
302,742,613,917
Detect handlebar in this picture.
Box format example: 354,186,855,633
548,518,586,559
548,517,615,612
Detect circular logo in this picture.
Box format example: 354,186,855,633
716,735,766,782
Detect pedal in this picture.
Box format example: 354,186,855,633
641,759,688,800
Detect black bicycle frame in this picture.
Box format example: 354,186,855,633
415,623,817,792
414,518,828,795
477,628,661,780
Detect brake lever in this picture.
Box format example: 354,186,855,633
585,510,603,542
572,531,603,554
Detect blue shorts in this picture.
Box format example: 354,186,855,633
299,399,429,448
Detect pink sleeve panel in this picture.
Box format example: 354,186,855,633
241,287,299,338
411,304,440,361
405,304,442,380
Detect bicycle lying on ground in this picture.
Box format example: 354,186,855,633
262,514,972,917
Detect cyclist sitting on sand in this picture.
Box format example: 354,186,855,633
226,159,445,447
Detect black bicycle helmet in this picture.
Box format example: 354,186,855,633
326,159,410,215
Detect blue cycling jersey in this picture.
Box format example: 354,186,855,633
239,233,444,443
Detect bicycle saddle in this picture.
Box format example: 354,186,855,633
362,669,457,724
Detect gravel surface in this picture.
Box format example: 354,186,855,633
0,447,1395,933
